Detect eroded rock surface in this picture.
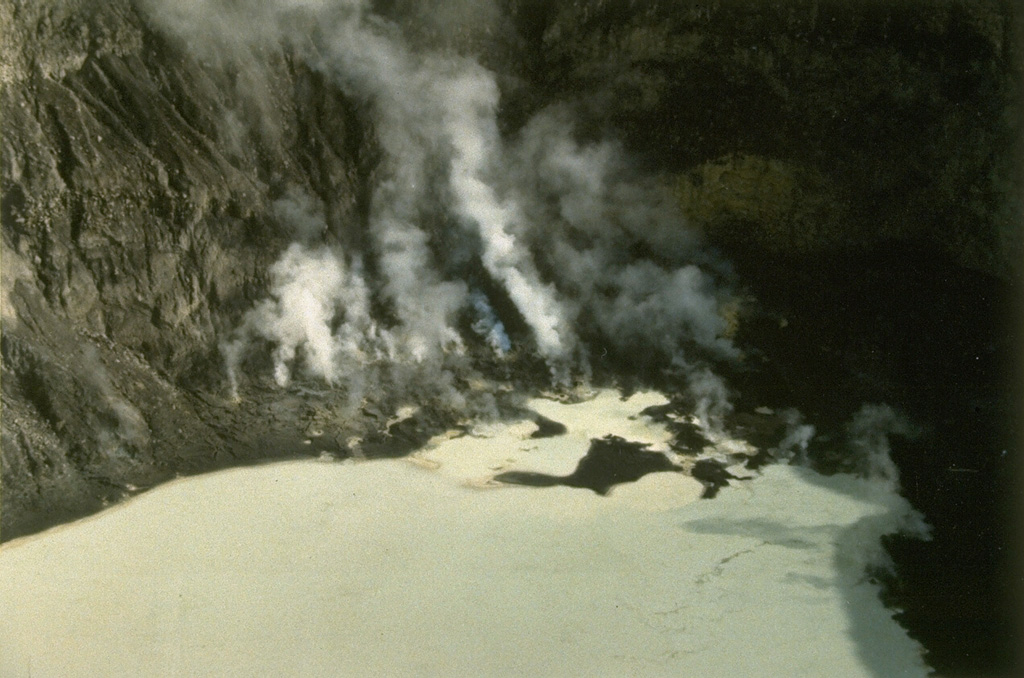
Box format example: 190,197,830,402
1,0,381,537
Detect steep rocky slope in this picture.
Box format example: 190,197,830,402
1,0,386,536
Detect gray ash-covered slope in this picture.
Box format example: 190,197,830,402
1,2,1021,674
1,0,384,537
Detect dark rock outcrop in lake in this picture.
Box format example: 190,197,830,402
495,434,680,494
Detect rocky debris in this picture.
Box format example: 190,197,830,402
358,409,453,460
690,458,748,499
494,434,681,495
528,413,568,439
639,401,716,453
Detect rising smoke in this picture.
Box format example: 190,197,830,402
140,0,739,422
846,403,920,491
80,346,151,457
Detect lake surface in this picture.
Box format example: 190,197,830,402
0,390,930,677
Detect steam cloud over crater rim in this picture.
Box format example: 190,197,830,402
141,0,739,422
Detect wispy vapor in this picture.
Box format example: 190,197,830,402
141,0,738,410
846,403,919,490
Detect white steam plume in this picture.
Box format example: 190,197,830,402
509,108,736,360
435,62,574,366
507,107,739,419
80,346,151,454
772,408,816,464
223,242,374,392
469,290,511,356
311,14,470,365
846,403,919,490
835,404,933,574
271,187,329,243
144,0,740,408
307,12,574,369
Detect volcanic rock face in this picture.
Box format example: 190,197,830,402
1,0,381,536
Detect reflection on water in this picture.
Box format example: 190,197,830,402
0,390,930,677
